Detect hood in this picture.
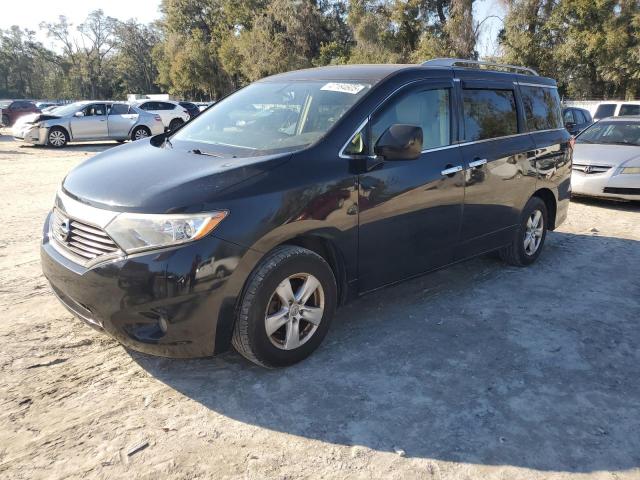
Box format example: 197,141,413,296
573,143,640,167
14,112,59,127
62,138,290,213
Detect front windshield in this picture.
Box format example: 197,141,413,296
577,121,640,146
50,103,85,117
172,80,371,155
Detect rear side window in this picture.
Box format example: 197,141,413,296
462,89,518,141
158,102,176,110
619,104,640,116
594,104,616,119
520,85,563,131
371,88,451,151
109,104,130,115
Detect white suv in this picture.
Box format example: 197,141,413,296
133,100,190,131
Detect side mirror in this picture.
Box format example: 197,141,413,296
74,111,84,117
374,124,423,161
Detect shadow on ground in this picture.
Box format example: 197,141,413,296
132,231,640,473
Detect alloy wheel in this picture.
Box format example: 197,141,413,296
524,209,544,255
264,273,325,350
49,130,66,147
134,128,149,140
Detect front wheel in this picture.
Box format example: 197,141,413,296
499,196,548,266
46,127,68,148
232,246,337,368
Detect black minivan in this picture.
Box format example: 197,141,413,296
41,59,572,367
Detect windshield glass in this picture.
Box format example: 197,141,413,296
50,103,85,117
577,121,640,146
171,80,371,155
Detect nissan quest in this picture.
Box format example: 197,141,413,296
41,59,572,368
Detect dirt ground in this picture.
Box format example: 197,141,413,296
0,128,639,480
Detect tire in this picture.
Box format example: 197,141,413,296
168,118,184,131
499,196,548,266
131,126,151,141
1,114,9,127
232,245,337,368
46,127,68,148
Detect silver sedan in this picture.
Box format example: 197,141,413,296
571,117,640,201
11,101,165,148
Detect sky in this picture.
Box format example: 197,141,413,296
0,0,504,58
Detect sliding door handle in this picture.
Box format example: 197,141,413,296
441,165,463,176
468,158,487,168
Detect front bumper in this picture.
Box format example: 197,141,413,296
571,168,640,201
13,124,47,145
41,211,253,358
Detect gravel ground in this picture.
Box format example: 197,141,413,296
0,129,639,480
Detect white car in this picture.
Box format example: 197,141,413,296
133,100,190,131
593,101,640,121
571,117,640,201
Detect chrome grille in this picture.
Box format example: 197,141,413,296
572,163,612,174
51,208,120,262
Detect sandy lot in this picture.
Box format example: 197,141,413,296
0,128,639,480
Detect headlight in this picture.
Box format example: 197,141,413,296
105,211,228,253
620,167,640,174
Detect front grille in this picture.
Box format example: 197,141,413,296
51,208,120,262
603,187,640,196
572,163,612,174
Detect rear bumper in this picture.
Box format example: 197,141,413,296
41,211,255,358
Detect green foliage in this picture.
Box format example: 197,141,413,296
500,0,640,99
1,1,638,101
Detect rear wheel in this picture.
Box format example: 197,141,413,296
131,126,151,141
168,118,184,131
232,245,337,368
46,127,68,148
499,196,548,266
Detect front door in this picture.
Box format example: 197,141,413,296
70,103,108,140
356,81,465,292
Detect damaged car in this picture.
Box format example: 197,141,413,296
12,101,164,148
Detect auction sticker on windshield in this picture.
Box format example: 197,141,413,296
320,82,368,95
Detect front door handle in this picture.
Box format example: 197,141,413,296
468,158,487,168
441,165,463,176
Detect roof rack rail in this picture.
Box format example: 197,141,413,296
422,58,539,76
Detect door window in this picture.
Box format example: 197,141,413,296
371,88,451,152
619,104,640,116
573,110,586,123
158,102,176,111
462,89,518,141
84,104,106,116
519,85,563,131
109,103,130,115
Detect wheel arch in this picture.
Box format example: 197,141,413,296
532,188,558,230
279,234,349,306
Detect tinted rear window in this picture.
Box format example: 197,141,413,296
619,104,640,116
462,89,518,141
520,85,563,131
594,104,616,119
